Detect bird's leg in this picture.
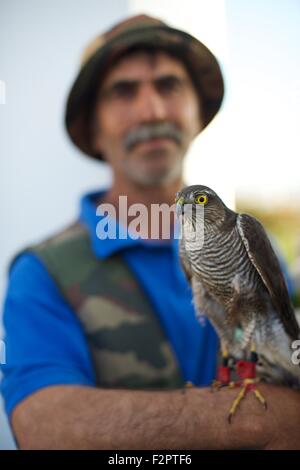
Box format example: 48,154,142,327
211,344,232,391
228,342,267,423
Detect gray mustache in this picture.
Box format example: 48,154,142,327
124,122,183,151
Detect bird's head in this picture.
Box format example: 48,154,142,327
175,185,231,229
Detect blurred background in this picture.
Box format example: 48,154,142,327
0,0,299,449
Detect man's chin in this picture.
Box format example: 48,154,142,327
121,148,184,186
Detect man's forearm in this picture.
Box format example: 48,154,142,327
12,384,275,450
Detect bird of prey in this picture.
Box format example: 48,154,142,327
175,185,300,422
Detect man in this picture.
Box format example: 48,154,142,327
1,14,300,450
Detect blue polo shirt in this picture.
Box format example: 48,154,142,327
0,190,219,418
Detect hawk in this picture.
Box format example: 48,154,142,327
176,185,300,421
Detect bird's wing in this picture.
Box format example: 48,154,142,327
237,213,299,340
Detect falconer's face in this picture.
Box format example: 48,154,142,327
92,50,203,186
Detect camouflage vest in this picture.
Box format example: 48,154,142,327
15,222,184,389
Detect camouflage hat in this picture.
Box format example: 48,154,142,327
65,14,224,161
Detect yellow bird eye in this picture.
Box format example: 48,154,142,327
195,194,208,205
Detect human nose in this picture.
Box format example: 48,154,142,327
135,84,168,121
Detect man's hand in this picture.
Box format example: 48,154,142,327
11,383,300,450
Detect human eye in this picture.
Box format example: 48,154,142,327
109,81,137,99
156,76,183,94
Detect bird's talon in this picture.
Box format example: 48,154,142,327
227,378,267,422
210,380,228,392
253,388,267,409
228,381,237,389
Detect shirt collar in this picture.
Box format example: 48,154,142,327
79,189,179,259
